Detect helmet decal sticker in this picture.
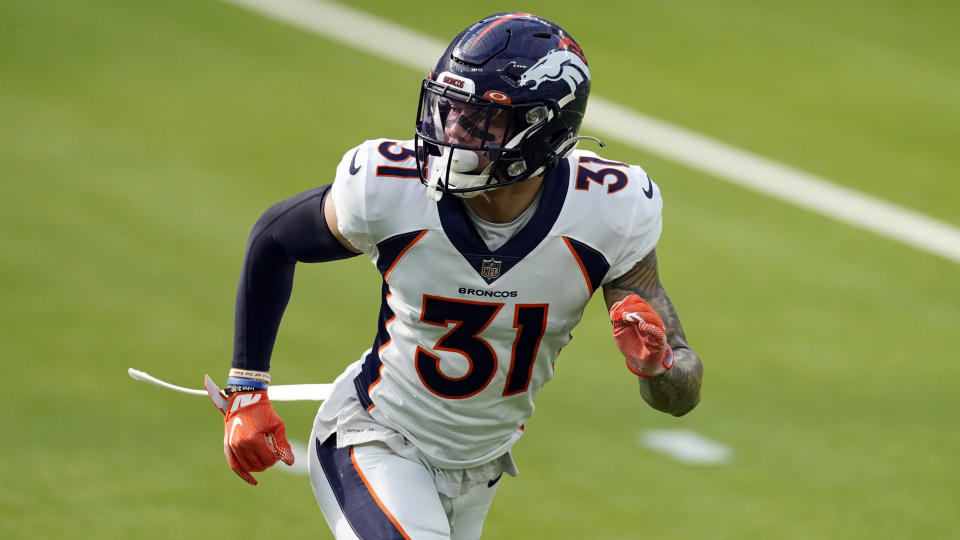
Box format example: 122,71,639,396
518,49,590,93
437,72,476,94
483,90,512,103
442,75,466,89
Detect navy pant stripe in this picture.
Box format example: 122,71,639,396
316,436,407,540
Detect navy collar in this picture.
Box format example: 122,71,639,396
438,159,570,283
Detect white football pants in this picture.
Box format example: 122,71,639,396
308,435,500,540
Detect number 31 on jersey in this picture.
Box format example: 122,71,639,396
416,296,548,399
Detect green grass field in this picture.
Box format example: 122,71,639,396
2,0,958,538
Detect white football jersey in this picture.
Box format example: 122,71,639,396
329,139,663,468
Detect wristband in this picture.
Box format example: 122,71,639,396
226,377,268,390
226,368,270,391
224,384,261,396
228,368,270,384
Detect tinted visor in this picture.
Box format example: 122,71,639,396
418,82,518,150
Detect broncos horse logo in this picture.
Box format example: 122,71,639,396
518,49,590,93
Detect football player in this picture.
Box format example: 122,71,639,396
215,12,702,540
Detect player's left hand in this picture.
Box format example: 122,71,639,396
609,295,674,379
205,378,294,486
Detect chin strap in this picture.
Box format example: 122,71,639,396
450,163,495,199
426,148,491,201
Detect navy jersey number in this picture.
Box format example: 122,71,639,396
416,296,548,399
376,141,424,178
503,304,549,396
575,156,629,194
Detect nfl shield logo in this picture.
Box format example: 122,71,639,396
481,258,502,279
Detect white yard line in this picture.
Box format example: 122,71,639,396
223,0,446,72
222,0,960,265
585,100,960,264
282,439,310,475
637,430,733,465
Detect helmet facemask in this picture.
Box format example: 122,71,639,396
415,79,559,201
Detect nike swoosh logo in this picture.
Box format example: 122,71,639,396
348,149,362,175
642,174,654,199
229,417,243,446
488,473,503,488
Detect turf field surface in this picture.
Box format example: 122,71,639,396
1,1,957,538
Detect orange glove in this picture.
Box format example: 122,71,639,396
609,295,674,379
205,376,294,485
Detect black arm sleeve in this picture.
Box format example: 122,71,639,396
232,184,359,371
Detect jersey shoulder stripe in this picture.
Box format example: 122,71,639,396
562,236,610,294
377,230,428,279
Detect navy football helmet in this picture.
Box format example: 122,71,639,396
415,12,596,200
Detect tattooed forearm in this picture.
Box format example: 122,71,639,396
638,347,702,416
604,251,687,349
603,249,703,416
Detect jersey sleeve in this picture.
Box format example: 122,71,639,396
330,142,376,254
603,166,664,284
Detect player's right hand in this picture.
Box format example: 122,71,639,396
208,386,295,486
